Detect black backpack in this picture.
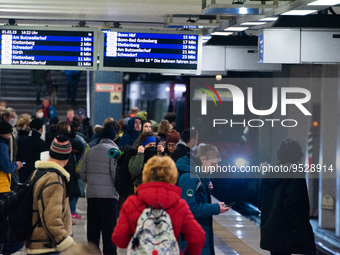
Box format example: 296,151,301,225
114,145,138,197
0,169,63,244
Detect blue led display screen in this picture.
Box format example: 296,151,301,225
0,28,96,70
102,31,200,73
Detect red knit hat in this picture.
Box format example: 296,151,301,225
166,129,180,144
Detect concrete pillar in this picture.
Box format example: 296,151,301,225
307,65,322,217
318,65,338,230
91,70,123,126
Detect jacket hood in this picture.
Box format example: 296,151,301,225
176,140,188,148
99,138,119,149
93,124,103,134
127,116,142,141
176,152,201,176
136,182,182,209
35,160,70,182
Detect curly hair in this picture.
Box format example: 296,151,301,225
277,138,303,164
142,156,178,185
138,130,155,144
16,114,32,131
157,120,172,134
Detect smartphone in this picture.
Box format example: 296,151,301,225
224,202,236,207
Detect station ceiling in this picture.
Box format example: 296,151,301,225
0,0,339,35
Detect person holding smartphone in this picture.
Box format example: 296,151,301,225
176,144,230,255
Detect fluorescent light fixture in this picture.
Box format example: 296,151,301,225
211,32,233,36
224,27,249,31
308,0,340,5
239,7,248,14
281,10,317,15
259,17,278,21
241,22,267,25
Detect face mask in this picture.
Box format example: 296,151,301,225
37,112,44,119
144,147,157,162
191,145,198,152
8,118,16,127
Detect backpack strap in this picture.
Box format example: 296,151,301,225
194,174,202,191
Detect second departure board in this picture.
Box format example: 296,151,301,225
100,29,202,74
0,26,97,70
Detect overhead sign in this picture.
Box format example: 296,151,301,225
100,29,202,74
0,26,97,70
95,83,123,92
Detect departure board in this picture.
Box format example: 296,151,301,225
100,29,201,74
0,26,97,70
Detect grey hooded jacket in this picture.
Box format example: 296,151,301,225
80,138,119,200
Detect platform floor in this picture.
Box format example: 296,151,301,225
11,197,269,255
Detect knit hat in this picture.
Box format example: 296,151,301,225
30,118,44,131
166,129,180,144
50,116,59,125
142,136,157,147
102,125,116,140
0,120,13,134
150,120,158,133
49,135,72,160
136,111,148,121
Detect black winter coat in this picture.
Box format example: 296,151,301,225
171,143,190,163
16,130,48,183
259,172,316,254
80,117,93,143
55,132,83,197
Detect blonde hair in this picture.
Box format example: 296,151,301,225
142,156,178,185
103,117,114,126
157,120,172,134
16,114,32,131
197,144,221,160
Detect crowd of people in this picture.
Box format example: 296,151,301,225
0,99,316,255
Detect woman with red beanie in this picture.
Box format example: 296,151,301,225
165,129,180,157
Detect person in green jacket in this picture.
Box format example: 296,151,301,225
128,131,165,187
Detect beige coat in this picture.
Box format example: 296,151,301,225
26,160,75,254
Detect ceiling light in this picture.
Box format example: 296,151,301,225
308,0,340,5
241,22,267,25
211,32,233,36
239,7,248,14
259,17,278,21
224,27,249,31
281,10,317,15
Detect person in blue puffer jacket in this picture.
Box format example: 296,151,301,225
176,144,230,255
